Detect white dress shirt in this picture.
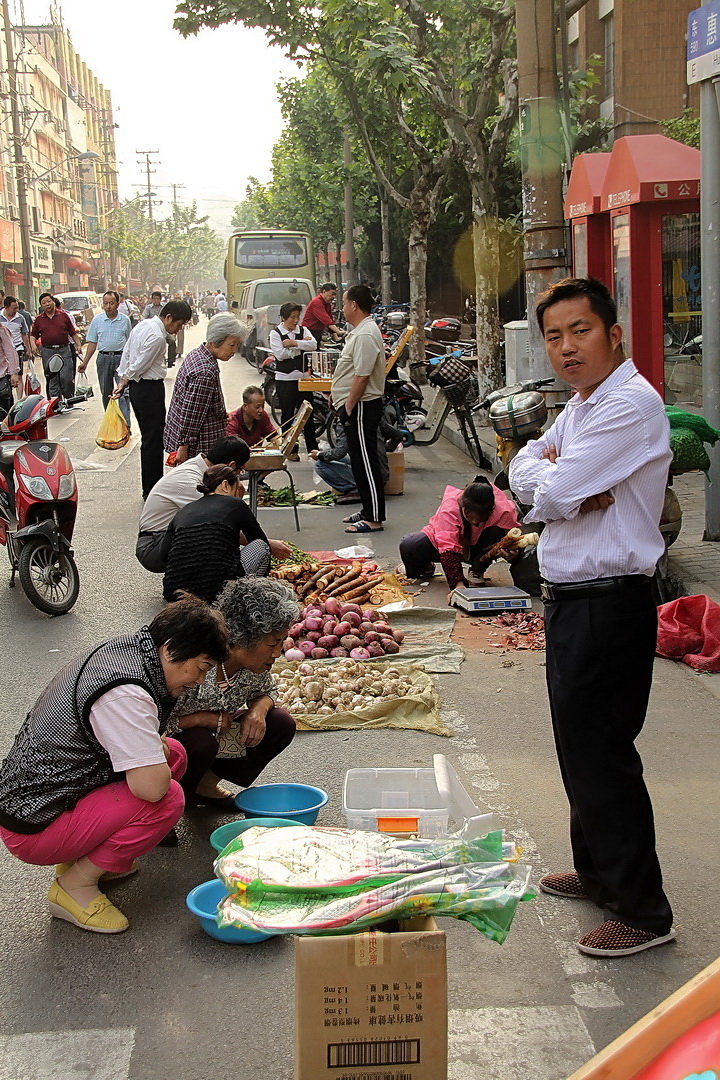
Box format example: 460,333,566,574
269,321,316,382
138,454,206,532
118,316,168,382
509,360,671,583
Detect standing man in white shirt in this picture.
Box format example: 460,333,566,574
0,296,30,380
115,299,192,499
79,290,132,426
331,284,386,534
509,277,674,959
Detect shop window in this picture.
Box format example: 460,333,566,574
612,213,631,352
662,212,702,408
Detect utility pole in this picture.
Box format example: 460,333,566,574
698,7,720,539
515,0,571,378
379,187,392,305
342,131,357,286
2,0,35,308
171,183,186,210
136,150,159,222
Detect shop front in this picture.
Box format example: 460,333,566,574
566,135,701,405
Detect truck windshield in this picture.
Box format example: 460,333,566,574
253,281,312,307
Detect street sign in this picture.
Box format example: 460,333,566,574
687,0,720,83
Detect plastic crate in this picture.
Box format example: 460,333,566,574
309,350,341,378
442,376,479,411
342,755,496,839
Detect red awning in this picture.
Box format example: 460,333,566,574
600,135,701,211
565,153,611,218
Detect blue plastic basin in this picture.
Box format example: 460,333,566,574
185,879,270,944
233,783,328,825
209,816,299,854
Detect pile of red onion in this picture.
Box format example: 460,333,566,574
283,598,404,661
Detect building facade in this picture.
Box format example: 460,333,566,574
570,0,699,140
0,8,120,306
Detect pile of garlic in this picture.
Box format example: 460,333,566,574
276,658,416,717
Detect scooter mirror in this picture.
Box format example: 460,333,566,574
47,355,64,374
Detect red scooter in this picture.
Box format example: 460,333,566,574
0,391,87,615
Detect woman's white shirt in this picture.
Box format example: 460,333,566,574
269,321,316,382
89,685,166,772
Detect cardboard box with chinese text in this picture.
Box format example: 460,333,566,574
295,916,447,1080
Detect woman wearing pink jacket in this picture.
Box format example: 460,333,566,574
399,476,523,594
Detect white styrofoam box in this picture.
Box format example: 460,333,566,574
342,755,497,839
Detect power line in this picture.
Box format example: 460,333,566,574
136,149,159,222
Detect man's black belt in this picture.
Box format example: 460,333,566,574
138,530,165,538
98,350,124,355
540,575,651,602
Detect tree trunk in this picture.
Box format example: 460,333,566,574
335,243,343,294
325,243,332,286
470,175,502,397
379,188,392,306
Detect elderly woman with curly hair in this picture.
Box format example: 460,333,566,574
168,577,301,808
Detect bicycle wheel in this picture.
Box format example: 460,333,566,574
456,409,492,470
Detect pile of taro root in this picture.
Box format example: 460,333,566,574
488,611,545,650
282,599,404,661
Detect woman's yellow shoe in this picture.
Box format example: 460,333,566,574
47,879,129,934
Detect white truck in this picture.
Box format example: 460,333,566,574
234,277,314,370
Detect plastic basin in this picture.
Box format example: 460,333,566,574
233,783,328,825
185,879,270,944
210,816,299,853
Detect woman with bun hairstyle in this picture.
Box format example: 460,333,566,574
160,463,271,604
399,476,523,597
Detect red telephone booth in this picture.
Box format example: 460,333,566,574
599,135,701,400
564,152,612,282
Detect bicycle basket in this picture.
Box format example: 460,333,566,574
442,376,479,411
427,354,474,387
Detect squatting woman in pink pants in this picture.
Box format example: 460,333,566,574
0,596,229,935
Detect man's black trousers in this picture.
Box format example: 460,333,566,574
342,397,385,524
275,380,318,452
128,379,165,499
544,578,673,935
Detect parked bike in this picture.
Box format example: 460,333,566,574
0,391,87,615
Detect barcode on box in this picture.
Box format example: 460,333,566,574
336,1074,413,1080
328,1039,420,1068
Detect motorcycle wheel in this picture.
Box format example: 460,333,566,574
263,376,281,423
18,540,80,616
326,411,344,448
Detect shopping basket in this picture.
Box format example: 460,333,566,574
427,354,474,388
442,376,479,411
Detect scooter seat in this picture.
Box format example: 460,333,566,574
0,441,25,466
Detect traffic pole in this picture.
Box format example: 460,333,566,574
700,71,720,539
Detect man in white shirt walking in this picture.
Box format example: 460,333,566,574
509,277,674,959
331,284,386,534
115,299,192,499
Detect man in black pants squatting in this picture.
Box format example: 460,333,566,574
510,277,675,959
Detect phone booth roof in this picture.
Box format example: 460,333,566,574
565,153,611,219
600,135,700,211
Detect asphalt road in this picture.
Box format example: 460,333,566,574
0,320,717,1080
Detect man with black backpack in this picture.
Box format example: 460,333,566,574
269,301,318,460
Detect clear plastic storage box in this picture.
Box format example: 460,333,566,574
342,755,496,839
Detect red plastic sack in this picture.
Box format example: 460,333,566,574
656,594,720,672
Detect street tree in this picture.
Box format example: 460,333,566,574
175,0,454,364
